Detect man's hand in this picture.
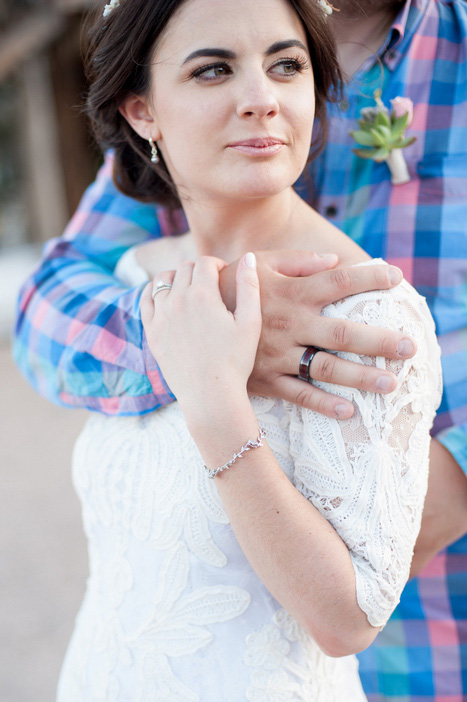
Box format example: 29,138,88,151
410,440,467,577
220,250,416,419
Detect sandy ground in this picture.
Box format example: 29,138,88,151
1,342,88,702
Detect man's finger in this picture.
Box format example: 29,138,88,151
289,348,398,394
260,249,338,277
308,264,403,307
297,316,416,360
269,375,355,420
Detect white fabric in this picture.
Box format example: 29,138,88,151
57,256,441,701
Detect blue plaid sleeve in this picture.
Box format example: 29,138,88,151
13,155,184,415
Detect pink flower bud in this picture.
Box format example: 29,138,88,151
390,97,414,126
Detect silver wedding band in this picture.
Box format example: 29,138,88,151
152,281,172,301
299,346,322,382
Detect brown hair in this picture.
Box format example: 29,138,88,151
83,0,342,209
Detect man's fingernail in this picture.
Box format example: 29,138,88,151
398,338,414,357
245,252,256,270
376,375,394,392
389,267,402,285
335,403,352,419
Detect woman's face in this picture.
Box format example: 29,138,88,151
147,0,315,203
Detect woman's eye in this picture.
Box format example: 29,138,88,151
270,58,309,77
192,64,232,81
281,62,297,74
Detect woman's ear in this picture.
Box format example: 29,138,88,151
119,95,161,141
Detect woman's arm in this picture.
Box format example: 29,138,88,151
142,254,372,656
190,398,376,658
142,256,438,657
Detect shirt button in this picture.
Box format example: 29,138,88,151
339,99,350,112
325,205,338,218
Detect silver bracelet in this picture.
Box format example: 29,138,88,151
205,428,266,480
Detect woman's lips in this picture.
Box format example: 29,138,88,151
227,138,285,156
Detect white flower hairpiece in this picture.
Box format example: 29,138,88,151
318,0,333,16
103,0,120,18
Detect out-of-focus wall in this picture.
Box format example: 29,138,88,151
0,0,99,337
1,3,96,700
0,0,99,249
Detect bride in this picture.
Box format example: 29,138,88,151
58,0,441,699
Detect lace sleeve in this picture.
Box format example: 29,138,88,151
288,277,442,628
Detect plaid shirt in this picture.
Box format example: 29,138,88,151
307,2,467,700
13,0,467,699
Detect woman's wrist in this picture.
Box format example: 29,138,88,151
183,391,260,469
181,384,251,428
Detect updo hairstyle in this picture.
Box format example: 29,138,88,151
83,0,342,209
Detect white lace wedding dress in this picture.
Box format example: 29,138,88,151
57,255,442,702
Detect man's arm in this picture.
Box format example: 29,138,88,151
13,155,411,416
410,326,467,576
13,155,181,414
410,437,467,577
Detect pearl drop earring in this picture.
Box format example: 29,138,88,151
149,137,159,164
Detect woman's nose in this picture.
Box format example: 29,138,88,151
236,78,279,120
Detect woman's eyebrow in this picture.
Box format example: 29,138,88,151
182,40,308,66
182,48,236,65
265,40,308,56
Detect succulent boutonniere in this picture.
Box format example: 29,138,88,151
350,90,417,185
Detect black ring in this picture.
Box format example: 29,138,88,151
299,346,322,382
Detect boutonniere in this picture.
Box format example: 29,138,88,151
350,90,417,185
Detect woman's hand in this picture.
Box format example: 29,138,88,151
140,253,261,426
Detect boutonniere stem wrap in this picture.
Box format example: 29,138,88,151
350,91,417,185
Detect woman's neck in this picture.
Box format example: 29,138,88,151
179,188,367,268
181,188,302,263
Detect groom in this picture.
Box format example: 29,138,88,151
325,2,467,699
14,1,467,699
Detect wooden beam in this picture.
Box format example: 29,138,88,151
0,11,65,82
21,54,69,243
50,16,99,215
55,0,95,11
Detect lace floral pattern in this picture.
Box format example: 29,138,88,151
58,261,441,701
288,274,442,627
244,610,352,702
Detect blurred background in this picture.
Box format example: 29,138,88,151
0,1,99,699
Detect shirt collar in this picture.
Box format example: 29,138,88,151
361,0,430,73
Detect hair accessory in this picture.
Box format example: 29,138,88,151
103,0,120,18
152,281,172,301
318,0,333,16
149,137,160,164
299,346,321,382
205,428,266,479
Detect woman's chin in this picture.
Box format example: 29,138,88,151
178,159,303,204
221,173,297,201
